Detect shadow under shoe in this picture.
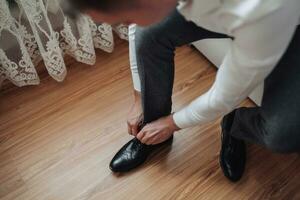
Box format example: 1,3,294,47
219,110,246,182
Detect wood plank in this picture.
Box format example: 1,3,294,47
0,39,299,200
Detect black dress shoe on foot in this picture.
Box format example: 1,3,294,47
109,136,173,172
219,110,246,182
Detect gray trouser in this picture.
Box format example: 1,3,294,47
134,9,300,153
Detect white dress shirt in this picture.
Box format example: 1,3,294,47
129,0,300,129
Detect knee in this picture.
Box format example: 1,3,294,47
135,26,174,57
135,27,158,55
264,133,293,154
263,117,299,153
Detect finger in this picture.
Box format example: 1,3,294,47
127,123,132,135
132,124,139,136
150,136,161,145
149,130,167,145
143,131,157,145
145,139,154,145
140,131,152,144
142,135,151,145
145,138,155,145
148,136,161,145
136,130,145,141
145,133,159,145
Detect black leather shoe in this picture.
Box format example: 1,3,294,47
219,110,246,182
109,136,173,172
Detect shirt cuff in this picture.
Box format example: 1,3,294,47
173,108,204,129
131,71,141,92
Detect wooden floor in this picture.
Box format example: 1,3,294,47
1,39,300,200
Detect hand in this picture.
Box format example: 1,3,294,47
127,90,143,137
136,114,180,145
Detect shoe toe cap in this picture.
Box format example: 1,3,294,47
109,153,129,172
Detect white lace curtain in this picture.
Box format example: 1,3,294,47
0,0,128,87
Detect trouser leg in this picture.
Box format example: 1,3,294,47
229,26,300,153
134,9,229,124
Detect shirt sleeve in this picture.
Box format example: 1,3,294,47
173,2,300,129
128,24,141,92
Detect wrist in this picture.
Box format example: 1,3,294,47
170,113,181,131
